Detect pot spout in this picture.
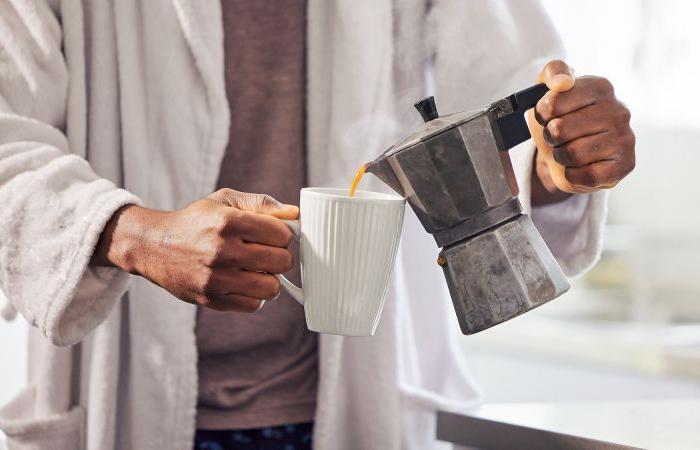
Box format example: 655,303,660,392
364,155,405,197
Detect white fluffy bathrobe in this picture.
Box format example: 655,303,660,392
0,1,608,449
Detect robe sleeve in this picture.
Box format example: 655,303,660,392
429,0,608,279
511,143,609,277
0,1,140,346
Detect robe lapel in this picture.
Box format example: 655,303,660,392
170,0,230,197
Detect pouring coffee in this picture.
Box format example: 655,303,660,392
362,83,570,335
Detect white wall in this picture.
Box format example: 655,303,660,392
457,0,700,406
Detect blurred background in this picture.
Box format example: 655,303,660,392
1,0,699,446
460,0,700,404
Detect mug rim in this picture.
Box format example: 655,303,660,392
301,187,405,204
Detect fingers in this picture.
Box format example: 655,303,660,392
542,102,618,147
240,242,295,273
538,59,576,93
203,293,265,313
564,160,627,190
552,133,616,167
217,239,294,274
208,189,297,247
529,64,635,195
535,76,614,125
225,211,294,247
214,270,281,300
210,189,299,219
235,192,299,219
198,270,282,312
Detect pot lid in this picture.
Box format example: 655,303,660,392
381,96,487,157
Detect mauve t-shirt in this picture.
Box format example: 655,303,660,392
195,0,318,430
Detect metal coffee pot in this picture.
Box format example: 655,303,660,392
365,83,570,334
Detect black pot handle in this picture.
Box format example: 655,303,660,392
495,83,549,151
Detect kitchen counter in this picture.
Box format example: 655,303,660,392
437,400,700,450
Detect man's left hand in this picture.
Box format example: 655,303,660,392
528,60,636,197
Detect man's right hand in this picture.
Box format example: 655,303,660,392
92,189,298,312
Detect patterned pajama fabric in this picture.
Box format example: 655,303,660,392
194,423,313,450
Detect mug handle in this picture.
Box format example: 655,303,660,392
276,219,304,305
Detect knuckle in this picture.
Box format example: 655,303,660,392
552,147,571,166
242,193,269,210
565,168,592,187
594,77,614,97
586,168,602,187
197,294,215,309
261,194,280,207
555,146,578,166
251,192,267,205
546,118,564,143
538,95,556,121
227,210,250,234
228,242,249,267
210,209,232,236
216,187,235,197
594,138,607,155
202,244,222,267
619,104,632,123
221,209,243,233
210,188,236,201
197,268,217,295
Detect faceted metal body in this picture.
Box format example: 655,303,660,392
440,215,569,334
366,86,570,334
374,111,521,245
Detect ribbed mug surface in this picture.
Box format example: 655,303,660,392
299,188,405,336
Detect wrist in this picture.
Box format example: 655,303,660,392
92,204,167,274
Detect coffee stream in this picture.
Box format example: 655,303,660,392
349,164,367,197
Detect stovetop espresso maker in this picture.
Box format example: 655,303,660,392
365,83,570,334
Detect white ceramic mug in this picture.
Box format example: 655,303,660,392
277,187,405,336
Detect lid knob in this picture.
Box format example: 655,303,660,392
414,96,439,122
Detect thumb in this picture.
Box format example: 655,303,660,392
255,194,299,219
210,189,299,219
240,192,299,219
538,59,576,93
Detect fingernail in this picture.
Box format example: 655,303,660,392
552,74,572,85
256,300,266,312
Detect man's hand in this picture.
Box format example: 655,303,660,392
528,60,635,202
92,189,298,312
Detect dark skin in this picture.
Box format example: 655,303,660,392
529,60,636,205
92,189,298,312
92,59,636,311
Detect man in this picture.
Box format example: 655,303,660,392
0,1,634,449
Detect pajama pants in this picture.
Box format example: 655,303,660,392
194,423,313,450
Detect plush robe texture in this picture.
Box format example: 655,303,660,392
0,1,607,449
